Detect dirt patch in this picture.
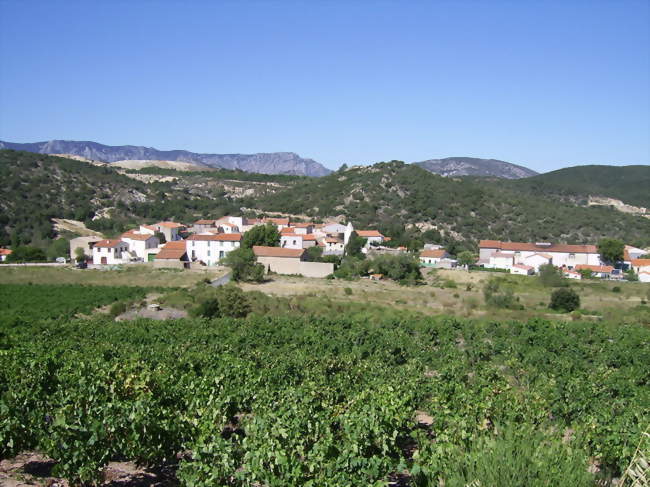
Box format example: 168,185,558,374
116,306,187,321
0,453,177,487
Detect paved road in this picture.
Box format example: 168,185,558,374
211,273,232,287
0,262,68,267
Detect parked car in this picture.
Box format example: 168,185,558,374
75,261,88,269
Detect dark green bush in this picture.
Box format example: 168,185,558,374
549,288,580,312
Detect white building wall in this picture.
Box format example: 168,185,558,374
187,240,240,266
122,237,159,259
281,235,303,249
92,244,128,265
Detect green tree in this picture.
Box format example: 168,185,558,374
538,263,567,287
549,288,580,312
215,284,251,318
304,245,324,262
74,246,86,262
344,231,365,258
223,247,265,282
371,254,422,285
46,238,70,261
7,246,46,263
407,238,424,252
457,251,476,267
190,298,221,319
241,223,280,249
598,238,624,264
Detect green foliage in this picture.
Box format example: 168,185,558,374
0,284,147,325
344,231,366,258
549,288,581,312
483,277,520,309
457,250,476,267
538,263,567,287
625,269,639,282
579,268,594,279
223,248,265,282
6,246,47,263
371,253,423,285
333,256,370,280
241,223,280,249
344,287,353,295
612,286,622,293
190,298,221,318
74,246,86,261
440,426,594,487
108,301,128,318
1,311,647,484
304,245,324,262
45,238,70,261
598,238,625,264
215,284,251,318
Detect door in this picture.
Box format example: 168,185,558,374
101,257,107,264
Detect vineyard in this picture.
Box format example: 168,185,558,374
0,284,147,326
1,291,648,485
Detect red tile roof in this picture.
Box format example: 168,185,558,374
93,239,125,248
357,230,384,238
264,217,290,225
575,264,614,273
156,221,184,229
325,237,342,243
420,249,447,258
631,259,650,267
0,249,12,256
479,240,597,254
280,227,296,235
292,222,313,228
253,246,304,258
302,234,317,241
156,241,187,260
187,233,242,241
122,231,157,241
194,219,216,225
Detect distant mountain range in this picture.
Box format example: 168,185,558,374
0,139,543,179
0,140,332,177
415,157,538,179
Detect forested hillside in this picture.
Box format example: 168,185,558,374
2,151,650,250
504,165,650,208
252,161,650,246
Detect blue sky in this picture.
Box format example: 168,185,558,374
0,0,648,172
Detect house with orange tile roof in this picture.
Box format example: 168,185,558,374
154,241,189,269
186,233,242,266
575,264,615,278
479,240,600,269
0,248,12,262
630,258,650,277
121,230,159,260
419,248,451,266
92,239,129,265
511,264,534,276
142,221,185,242
280,232,317,250
563,269,582,280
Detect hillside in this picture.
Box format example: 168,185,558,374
0,139,332,177
416,157,537,179
253,161,650,247
505,164,650,208
2,150,649,250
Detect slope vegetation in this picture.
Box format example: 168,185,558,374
253,161,650,246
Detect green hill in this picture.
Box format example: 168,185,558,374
252,161,650,247
507,165,650,208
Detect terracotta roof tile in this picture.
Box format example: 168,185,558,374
0,249,12,256
122,231,157,241
93,239,125,249
253,246,304,258
156,221,184,228
575,264,614,273
357,230,384,238
420,249,447,258
156,241,188,260
631,258,650,267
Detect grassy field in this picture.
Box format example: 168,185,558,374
0,263,228,288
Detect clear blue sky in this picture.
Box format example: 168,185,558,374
0,0,648,172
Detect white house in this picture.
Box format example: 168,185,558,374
639,271,650,283
0,248,12,262
281,233,304,250
92,239,129,265
479,240,600,269
121,231,159,260
357,230,385,247
141,222,184,242
186,233,242,266
511,264,534,276
321,222,347,235
631,259,650,276
215,216,242,233
522,253,553,272
487,252,514,270
419,249,450,266
324,237,344,254
289,223,314,235
263,217,290,230
563,269,582,280
575,264,615,278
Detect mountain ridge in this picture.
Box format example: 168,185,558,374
0,140,332,177
415,157,538,179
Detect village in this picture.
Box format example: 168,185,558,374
2,215,647,283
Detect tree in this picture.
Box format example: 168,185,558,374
223,247,265,282
549,288,580,312
457,251,476,267
407,238,424,253
598,238,624,265
74,246,87,262
370,254,422,285
46,238,70,261
304,246,324,262
7,246,46,263
344,231,365,259
242,223,280,249
538,263,567,287
154,231,167,244
190,298,221,319
216,284,251,318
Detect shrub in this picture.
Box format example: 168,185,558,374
223,248,265,282
538,263,567,287
549,288,580,312
612,286,621,293
483,277,521,309
216,284,251,318
108,301,128,318
344,287,353,295
442,279,457,289
190,298,221,319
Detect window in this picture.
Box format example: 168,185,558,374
208,250,211,257
569,253,575,259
